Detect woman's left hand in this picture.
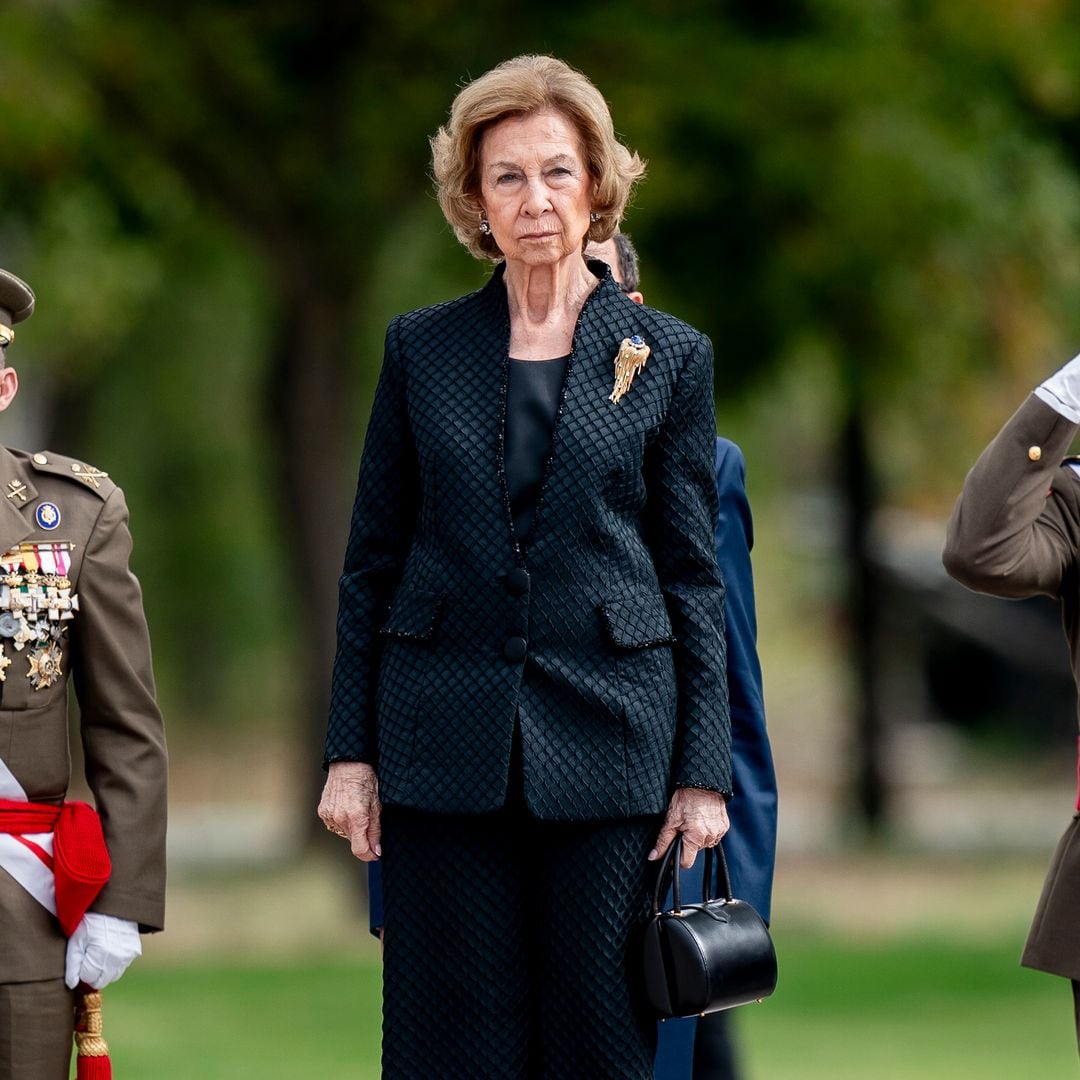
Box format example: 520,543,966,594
649,787,729,869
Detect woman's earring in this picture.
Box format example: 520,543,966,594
479,217,491,236
590,211,601,223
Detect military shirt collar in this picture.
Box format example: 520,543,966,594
0,445,35,554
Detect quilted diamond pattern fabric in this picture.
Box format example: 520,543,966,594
380,803,659,1078
325,261,732,818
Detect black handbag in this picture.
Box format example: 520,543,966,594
642,835,777,1018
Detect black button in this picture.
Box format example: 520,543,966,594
505,568,530,596
503,636,528,662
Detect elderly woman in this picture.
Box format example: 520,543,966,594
319,55,731,1078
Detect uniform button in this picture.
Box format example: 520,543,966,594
505,568,530,596
503,636,527,662
1028,445,1042,462
33,453,47,465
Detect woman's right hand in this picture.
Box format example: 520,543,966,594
318,761,382,861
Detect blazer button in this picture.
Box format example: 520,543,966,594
503,636,528,662
505,568,530,596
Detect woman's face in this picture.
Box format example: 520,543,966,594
478,110,595,268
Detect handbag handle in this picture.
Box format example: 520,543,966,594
651,834,734,916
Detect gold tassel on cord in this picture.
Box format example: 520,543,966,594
75,989,112,1079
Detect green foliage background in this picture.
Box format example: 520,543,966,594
4,0,1080,798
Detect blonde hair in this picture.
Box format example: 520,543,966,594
431,55,646,261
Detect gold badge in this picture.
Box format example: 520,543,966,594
609,335,650,404
5,480,26,502
27,640,62,690
70,463,108,489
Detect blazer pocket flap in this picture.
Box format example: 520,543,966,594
601,594,675,649
380,588,445,642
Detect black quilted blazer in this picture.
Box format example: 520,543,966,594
325,261,732,821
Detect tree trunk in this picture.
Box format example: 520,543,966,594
840,399,888,831
264,281,358,846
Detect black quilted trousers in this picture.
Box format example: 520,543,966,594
381,801,663,1078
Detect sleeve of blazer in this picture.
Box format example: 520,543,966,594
71,486,168,932
714,438,777,923
943,394,1080,599
325,317,419,766
643,334,732,795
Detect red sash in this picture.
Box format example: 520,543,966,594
0,798,111,936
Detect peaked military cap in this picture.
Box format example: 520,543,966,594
0,269,35,348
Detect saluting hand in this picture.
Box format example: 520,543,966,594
318,761,382,861
650,787,729,869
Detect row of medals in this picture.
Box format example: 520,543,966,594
0,559,78,690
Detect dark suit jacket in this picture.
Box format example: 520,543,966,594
368,437,777,943
326,261,731,821
710,438,776,921
654,437,776,1078
0,447,167,983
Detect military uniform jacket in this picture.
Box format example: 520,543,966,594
325,263,732,820
944,393,1080,979
0,447,167,983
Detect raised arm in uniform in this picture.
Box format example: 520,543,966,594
944,353,1080,1055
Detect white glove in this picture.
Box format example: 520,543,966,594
64,912,142,990
1036,352,1080,423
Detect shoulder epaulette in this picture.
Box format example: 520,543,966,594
26,450,116,500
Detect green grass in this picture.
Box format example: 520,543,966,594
738,932,1077,1078
95,931,1075,1078
101,958,382,1079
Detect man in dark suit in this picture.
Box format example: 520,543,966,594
678,435,776,1080
365,235,778,1080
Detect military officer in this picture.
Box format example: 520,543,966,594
0,268,168,1078
944,351,1080,1054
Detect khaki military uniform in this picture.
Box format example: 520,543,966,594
0,445,167,1076
945,394,1080,990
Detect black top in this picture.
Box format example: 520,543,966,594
504,356,569,543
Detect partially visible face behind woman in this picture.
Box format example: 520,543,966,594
478,109,596,269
